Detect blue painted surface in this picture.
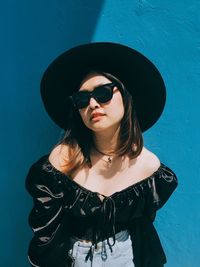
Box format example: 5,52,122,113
0,1,104,267
1,1,199,266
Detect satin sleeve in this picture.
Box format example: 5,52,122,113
144,163,178,218
25,158,67,266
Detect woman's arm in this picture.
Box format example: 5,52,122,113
137,148,178,219
144,163,178,218
26,160,65,244
25,152,68,266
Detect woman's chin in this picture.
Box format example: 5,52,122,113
89,123,120,133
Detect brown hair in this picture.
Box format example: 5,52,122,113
55,71,143,176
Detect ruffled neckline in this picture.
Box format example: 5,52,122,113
41,154,165,201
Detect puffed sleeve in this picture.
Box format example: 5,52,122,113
25,156,70,267
144,163,178,218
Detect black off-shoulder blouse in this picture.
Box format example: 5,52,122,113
25,154,178,267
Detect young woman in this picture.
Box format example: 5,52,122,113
25,42,178,267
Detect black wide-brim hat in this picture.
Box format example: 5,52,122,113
41,42,166,132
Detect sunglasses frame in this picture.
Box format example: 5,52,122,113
69,82,118,109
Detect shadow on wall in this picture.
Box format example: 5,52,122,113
1,1,105,267
63,0,105,46
20,0,106,150
24,0,106,151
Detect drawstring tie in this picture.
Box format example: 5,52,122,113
85,195,116,264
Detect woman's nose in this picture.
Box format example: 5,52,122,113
89,97,100,109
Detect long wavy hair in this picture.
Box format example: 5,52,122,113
54,71,143,176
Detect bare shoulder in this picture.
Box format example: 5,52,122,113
48,144,69,172
140,146,161,172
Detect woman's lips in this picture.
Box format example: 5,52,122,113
90,114,105,121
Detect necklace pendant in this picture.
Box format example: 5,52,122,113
107,157,112,164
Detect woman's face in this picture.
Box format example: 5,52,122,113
78,73,125,133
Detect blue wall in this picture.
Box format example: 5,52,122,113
1,1,199,266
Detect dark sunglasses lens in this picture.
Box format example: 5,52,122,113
71,83,115,109
94,84,114,103
72,92,89,109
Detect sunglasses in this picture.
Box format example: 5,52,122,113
69,82,118,109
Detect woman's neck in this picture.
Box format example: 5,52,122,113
92,125,120,155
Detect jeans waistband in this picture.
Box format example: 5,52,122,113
70,229,129,246
68,230,133,264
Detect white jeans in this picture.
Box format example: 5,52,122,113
67,230,135,267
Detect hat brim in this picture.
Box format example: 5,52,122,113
40,42,166,132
